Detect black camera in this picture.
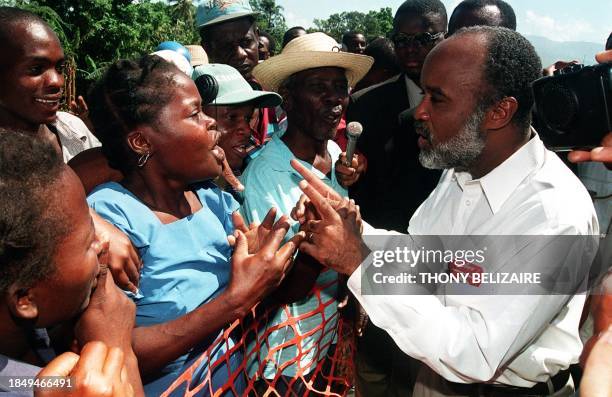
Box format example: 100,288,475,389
532,63,612,151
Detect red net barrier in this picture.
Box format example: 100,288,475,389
161,281,355,397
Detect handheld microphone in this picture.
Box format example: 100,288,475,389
343,121,363,167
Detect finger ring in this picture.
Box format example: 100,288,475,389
308,232,314,243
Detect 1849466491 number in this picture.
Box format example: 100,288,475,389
2,376,73,391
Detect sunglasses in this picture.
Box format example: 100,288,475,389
392,32,444,48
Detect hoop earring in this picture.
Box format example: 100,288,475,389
137,152,151,167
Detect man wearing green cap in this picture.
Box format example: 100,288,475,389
192,63,282,200
196,0,286,159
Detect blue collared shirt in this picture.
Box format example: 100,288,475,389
240,134,348,378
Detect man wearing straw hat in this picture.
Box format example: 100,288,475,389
240,32,373,394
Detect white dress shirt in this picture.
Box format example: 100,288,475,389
349,133,599,387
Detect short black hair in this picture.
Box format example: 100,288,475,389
198,15,256,47
0,6,48,40
0,6,55,62
455,26,542,132
448,0,516,35
342,31,365,45
259,30,276,56
282,26,306,48
0,130,66,294
364,37,400,72
394,0,448,30
606,32,612,50
88,55,179,174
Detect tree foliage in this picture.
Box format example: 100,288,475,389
2,0,200,92
0,0,395,93
312,8,393,42
249,0,287,50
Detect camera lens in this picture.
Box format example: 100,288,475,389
540,83,578,131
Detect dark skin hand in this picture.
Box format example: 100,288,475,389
579,325,612,397
131,215,303,377
335,152,366,188
290,159,370,276
73,250,144,397
230,210,321,304
35,342,135,397
90,211,142,294
567,51,612,170
69,95,94,131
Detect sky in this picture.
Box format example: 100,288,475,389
276,0,611,44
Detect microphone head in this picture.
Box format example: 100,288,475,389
346,121,363,138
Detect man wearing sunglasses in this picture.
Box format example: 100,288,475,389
346,1,447,395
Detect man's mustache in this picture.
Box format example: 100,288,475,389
414,121,431,140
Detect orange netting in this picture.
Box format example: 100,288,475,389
161,279,355,397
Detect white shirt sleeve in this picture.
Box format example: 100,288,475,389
348,228,597,384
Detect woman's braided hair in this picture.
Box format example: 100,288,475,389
88,55,180,174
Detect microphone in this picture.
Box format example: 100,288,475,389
343,121,363,167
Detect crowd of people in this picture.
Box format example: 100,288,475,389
0,0,610,396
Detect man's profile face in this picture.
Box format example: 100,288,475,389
0,21,65,130
202,18,259,80
345,34,366,54
285,67,349,141
392,12,446,82
413,33,489,171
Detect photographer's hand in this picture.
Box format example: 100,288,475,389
567,50,612,169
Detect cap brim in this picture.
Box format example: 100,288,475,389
198,11,258,28
252,52,374,92
212,89,282,108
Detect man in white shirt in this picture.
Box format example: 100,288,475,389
291,26,599,396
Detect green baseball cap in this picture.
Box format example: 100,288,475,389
196,0,258,28
192,63,282,107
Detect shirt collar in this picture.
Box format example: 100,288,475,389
404,75,424,109
266,134,333,181
51,112,89,141
451,128,546,214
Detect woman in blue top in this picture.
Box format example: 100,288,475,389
86,55,302,396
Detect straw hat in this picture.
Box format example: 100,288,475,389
252,32,374,92
186,45,209,67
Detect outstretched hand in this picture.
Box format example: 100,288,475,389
229,208,277,253
226,214,305,312
290,159,344,224
296,179,369,275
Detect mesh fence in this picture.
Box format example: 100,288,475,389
161,280,355,397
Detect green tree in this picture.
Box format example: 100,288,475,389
312,7,393,43
2,0,200,93
250,0,287,49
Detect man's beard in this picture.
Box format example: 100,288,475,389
416,105,487,172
